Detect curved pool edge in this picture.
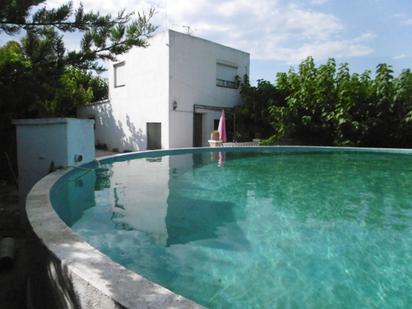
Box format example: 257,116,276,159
95,145,412,164
26,167,204,309
25,145,412,308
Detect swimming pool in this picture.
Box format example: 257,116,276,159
48,147,412,308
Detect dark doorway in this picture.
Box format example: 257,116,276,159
147,122,161,150
193,113,203,147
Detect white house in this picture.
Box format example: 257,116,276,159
78,29,250,151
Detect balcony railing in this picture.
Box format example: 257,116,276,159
216,79,238,89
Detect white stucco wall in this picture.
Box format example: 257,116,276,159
82,32,170,152
67,118,96,165
168,30,250,147
78,101,125,151
14,118,95,203
78,30,249,150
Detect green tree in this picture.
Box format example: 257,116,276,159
0,41,33,119
48,66,108,116
0,0,156,116
1,0,157,70
241,57,412,148
393,69,412,146
237,76,279,140
0,38,108,117
268,57,337,145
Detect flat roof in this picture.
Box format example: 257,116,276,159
152,29,250,56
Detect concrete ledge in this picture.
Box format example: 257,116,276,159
208,140,223,147
13,118,95,126
26,168,203,309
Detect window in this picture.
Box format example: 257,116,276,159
114,62,125,87
216,62,238,89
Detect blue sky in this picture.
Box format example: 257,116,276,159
1,0,411,83
251,0,412,80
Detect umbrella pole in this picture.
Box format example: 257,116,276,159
233,112,236,142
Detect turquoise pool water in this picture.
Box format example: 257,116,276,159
51,148,412,308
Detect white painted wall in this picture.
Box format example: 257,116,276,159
80,32,170,152
108,31,169,152
169,30,249,147
14,118,95,204
78,30,250,150
67,119,96,165
78,101,125,150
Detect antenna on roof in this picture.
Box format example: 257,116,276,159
182,25,193,35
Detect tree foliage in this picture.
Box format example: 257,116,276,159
240,57,412,148
236,75,281,140
0,0,156,118
0,0,156,117
0,40,107,118
0,0,157,71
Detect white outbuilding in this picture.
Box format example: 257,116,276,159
78,29,250,151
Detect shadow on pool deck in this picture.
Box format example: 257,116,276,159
0,184,28,309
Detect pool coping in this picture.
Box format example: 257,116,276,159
26,145,412,308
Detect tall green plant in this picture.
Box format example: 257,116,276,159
0,40,107,117
0,0,156,117
237,75,278,140
269,57,338,144
240,57,412,148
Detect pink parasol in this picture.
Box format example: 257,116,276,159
218,110,227,142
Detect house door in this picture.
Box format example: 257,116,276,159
193,113,203,147
147,122,161,150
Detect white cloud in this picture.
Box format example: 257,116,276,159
393,53,407,60
164,0,373,63
404,18,412,25
40,0,374,64
252,32,374,63
310,0,329,5
392,13,412,26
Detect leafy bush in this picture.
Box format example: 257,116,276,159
240,57,412,148
236,75,281,140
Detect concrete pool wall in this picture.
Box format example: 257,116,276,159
25,146,412,308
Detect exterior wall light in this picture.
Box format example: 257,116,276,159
173,100,178,110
